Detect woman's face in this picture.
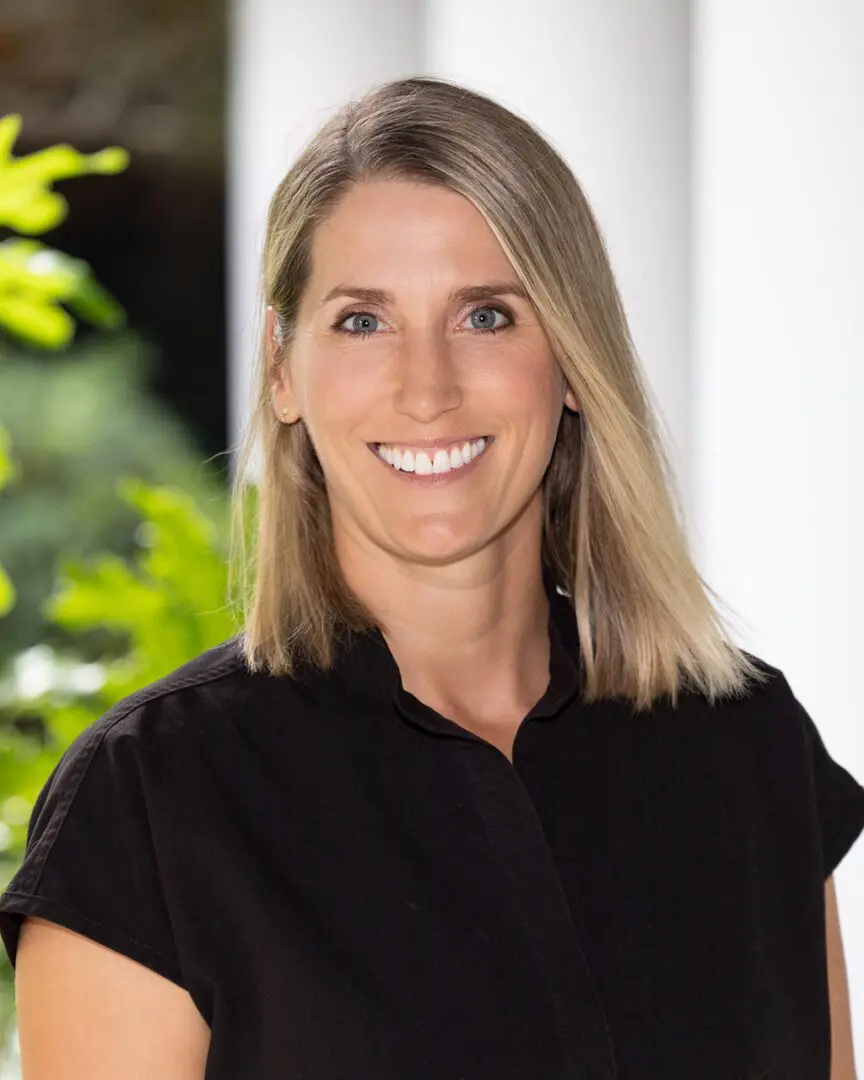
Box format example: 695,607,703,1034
270,179,578,569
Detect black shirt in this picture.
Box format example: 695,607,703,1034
2,581,864,1079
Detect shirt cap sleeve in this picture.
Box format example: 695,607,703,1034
784,678,864,878
0,712,186,988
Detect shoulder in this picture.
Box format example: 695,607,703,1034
693,648,804,727
681,648,862,811
42,636,265,790
730,653,864,875
737,649,806,723
656,649,815,780
720,651,842,766
22,637,271,851
98,634,250,732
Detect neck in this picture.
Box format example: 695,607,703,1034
335,512,551,726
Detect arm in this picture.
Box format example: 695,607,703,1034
826,875,858,1080
14,916,210,1079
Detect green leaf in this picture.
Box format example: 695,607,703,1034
0,563,14,617
0,239,126,348
86,147,129,175
0,115,22,161
0,115,130,236
0,293,76,348
0,117,129,347
46,554,166,633
0,425,15,614
0,425,16,491
0,240,81,294
66,273,125,329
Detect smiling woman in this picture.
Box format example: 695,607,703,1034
259,178,580,586
1,75,863,1080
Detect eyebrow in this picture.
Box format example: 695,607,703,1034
318,281,531,308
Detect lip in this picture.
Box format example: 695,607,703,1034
368,436,494,485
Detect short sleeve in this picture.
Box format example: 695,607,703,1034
0,715,186,988
788,684,864,878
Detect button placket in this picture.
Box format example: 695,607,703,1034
460,741,618,1080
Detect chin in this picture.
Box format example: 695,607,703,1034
387,522,488,567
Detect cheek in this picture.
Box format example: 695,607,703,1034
303,357,379,443
484,357,563,434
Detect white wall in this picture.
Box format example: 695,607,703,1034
692,0,864,1050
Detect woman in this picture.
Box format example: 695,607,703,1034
1,75,862,1080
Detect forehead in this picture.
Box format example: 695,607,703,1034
307,180,513,284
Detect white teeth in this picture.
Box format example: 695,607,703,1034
375,439,490,474
433,449,451,473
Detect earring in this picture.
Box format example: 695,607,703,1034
279,406,290,422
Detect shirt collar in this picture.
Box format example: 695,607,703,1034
335,567,582,743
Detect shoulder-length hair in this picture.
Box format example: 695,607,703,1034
230,74,767,712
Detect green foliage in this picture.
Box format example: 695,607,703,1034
0,334,229,669
0,114,128,234
0,570,11,621
0,114,233,1062
0,113,129,351
0,427,15,617
48,478,238,697
0,428,14,492
0,239,125,349
0,111,130,658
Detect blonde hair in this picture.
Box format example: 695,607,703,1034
231,74,767,712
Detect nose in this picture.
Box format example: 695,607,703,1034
392,331,463,422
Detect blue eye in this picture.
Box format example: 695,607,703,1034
333,304,513,338
467,306,511,333
336,312,381,337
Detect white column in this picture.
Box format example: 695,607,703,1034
227,0,425,447
425,0,693,508
693,0,864,1047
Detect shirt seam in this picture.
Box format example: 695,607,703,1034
22,648,246,897
0,889,175,961
820,796,864,875
95,647,247,732
23,725,106,897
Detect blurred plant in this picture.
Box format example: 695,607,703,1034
0,113,241,1063
0,112,129,621
0,334,229,670
0,430,14,619
0,113,128,349
0,114,130,1059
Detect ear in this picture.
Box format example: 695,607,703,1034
562,378,580,414
266,305,300,424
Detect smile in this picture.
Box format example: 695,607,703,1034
370,437,492,476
